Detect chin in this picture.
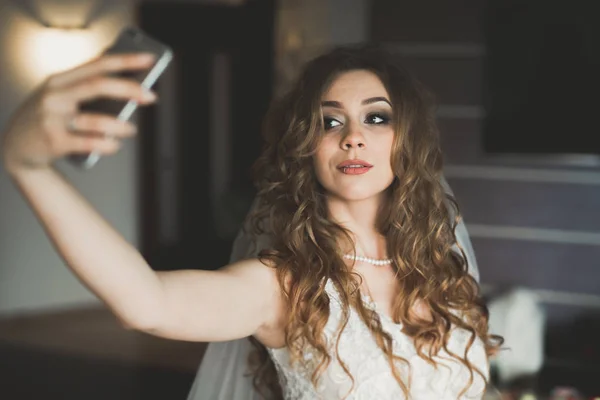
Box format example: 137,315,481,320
330,186,388,203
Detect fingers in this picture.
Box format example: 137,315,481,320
47,53,156,89
69,113,138,138
70,135,123,156
30,53,157,164
68,76,157,104
43,113,130,159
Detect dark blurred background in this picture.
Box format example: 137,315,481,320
0,0,599,398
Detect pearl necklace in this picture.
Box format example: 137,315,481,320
343,254,393,266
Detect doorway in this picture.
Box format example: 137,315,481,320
137,0,275,271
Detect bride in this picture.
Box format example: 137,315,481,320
188,176,482,400
2,44,500,399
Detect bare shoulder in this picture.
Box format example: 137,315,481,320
149,256,287,344
221,257,288,348
219,256,277,282
222,257,288,347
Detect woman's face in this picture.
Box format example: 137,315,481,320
314,70,395,202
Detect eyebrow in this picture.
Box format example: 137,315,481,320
321,97,392,108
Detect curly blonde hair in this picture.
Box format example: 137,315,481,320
245,45,502,399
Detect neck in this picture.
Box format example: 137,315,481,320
327,194,388,258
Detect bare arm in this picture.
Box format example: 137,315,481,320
10,167,163,328
155,260,281,342
9,162,282,342
2,53,283,343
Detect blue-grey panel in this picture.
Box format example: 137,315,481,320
473,238,600,296
438,119,600,170
447,179,600,233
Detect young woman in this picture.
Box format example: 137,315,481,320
2,45,500,399
188,174,482,400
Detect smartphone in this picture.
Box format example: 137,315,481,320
68,27,173,169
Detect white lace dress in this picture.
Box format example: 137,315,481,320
267,281,489,400
188,180,484,400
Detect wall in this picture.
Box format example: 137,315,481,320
369,0,600,325
0,0,372,316
274,0,369,96
0,0,137,315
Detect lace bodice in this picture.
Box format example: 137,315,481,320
267,281,489,399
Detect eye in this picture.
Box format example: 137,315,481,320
365,113,390,125
323,116,342,131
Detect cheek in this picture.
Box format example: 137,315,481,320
313,139,336,174
312,152,329,186
376,136,395,169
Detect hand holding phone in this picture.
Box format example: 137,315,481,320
68,27,173,169
2,52,161,175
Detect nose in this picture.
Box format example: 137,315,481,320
340,127,366,150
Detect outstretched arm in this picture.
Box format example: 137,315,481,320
2,54,282,343
9,155,282,343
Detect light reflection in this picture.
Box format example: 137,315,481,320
22,28,102,81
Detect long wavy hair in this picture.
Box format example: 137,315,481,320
245,44,502,399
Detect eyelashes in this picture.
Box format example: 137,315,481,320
323,117,342,130
365,112,391,125
323,112,392,131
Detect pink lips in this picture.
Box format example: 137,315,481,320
337,159,373,175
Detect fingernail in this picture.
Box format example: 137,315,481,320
140,53,156,63
142,90,157,102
